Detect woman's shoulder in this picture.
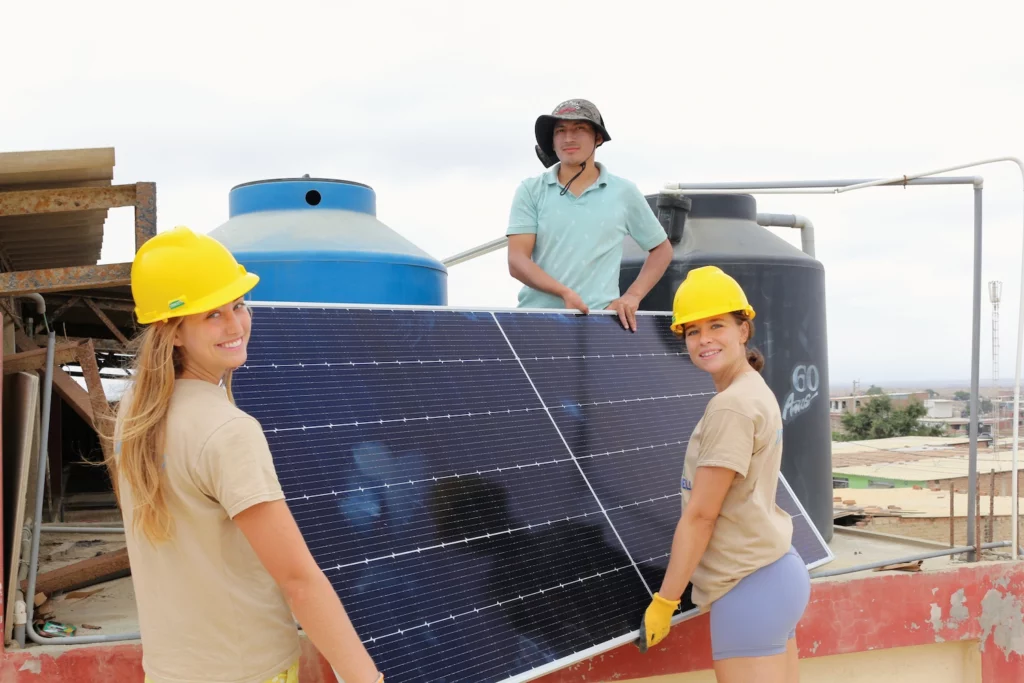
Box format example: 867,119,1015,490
707,372,778,417
168,380,261,432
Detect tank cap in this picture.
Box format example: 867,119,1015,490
228,178,376,218
685,194,757,221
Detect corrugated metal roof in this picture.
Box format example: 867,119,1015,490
0,148,115,270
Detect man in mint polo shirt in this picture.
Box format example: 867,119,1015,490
506,98,673,332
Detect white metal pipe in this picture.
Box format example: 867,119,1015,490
756,213,815,258
442,237,508,267
665,177,981,190
810,540,1011,579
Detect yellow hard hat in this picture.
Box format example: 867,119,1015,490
670,265,755,334
131,226,259,325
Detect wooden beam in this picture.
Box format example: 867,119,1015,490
52,367,94,425
3,343,82,374
20,548,130,597
76,339,114,459
15,331,94,425
0,184,136,217
33,335,128,353
83,298,129,346
0,262,131,296
0,297,24,332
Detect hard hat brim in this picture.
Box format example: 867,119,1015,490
670,305,756,334
136,272,260,325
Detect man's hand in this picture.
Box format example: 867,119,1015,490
606,293,641,332
561,289,589,314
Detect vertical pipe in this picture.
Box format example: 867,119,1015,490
950,483,955,547
967,186,982,560
25,330,55,625
976,487,983,559
990,469,996,542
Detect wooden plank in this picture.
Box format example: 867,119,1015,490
3,372,40,642
0,148,114,187
20,548,130,597
76,339,114,459
3,343,82,374
82,298,129,346
52,368,93,426
32,335,127,353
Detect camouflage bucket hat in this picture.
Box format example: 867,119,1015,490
534,99,611,168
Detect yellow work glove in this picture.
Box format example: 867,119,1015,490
636,592,680,653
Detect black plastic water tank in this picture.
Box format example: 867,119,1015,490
620,193,833,541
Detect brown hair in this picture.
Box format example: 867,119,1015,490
104,318,240,543
731,311,765,373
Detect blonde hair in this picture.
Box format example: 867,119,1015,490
106,317,238,543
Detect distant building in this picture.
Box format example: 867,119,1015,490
924,399,955,418
829,391,929,432
832,450,1021,495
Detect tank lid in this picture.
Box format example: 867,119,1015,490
685,194,756,221
229,177,376,218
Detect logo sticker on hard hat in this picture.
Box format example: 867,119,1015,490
782,363,820,423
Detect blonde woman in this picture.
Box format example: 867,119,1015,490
638,266,809,683
110,227,383,683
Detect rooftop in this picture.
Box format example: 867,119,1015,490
0,148,115,270
833,453,1020,482
833,487,1016,519
831,436,979,453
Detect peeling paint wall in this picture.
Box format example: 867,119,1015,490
533,561,1024,683
617,641,981,683
978,589,1024,660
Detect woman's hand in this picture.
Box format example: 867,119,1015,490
636,592,681,652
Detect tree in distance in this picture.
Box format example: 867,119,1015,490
839,395,944,440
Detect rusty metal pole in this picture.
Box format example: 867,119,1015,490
134,182,157,250
950,483,955,547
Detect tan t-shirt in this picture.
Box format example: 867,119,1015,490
116,379,301,683
680,370,793,609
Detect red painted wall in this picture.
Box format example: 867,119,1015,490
2,562,1021,682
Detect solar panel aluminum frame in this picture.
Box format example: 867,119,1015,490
779,474,834,571
241,301,833,683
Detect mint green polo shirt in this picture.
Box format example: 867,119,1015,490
506,163,668,310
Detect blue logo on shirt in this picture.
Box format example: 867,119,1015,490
680,476,692,491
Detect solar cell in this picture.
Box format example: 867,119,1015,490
233,304,832,683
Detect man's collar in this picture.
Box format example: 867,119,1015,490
545,162,608,188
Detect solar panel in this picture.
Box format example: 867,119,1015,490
233,304,833,683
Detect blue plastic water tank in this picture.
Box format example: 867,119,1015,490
209,178,447,305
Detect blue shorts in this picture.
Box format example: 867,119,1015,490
709,546,811,661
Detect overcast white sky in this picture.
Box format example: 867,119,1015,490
3,0,1023,388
